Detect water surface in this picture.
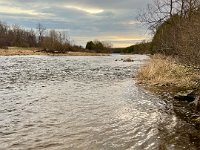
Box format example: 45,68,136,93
0,55,199,150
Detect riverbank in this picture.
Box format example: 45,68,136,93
0,47,108,56
136,54,200,125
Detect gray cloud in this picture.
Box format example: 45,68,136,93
0,0,152,47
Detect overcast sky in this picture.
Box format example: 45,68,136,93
0,0,152,47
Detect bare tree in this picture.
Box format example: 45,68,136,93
138,0,200,66
37,23,46,46
138,0,178,31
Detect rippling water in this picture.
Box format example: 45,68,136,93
0,55,199,150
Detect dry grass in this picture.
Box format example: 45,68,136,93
0,47,43,56
137,54,200,90
0,47,108,56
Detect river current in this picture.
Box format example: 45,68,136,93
0,55,199,150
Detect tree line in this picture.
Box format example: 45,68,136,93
0,23,37,48
121,41,151,54
86,40,112,53
0,22,78,53
0,21,113,53
138,0,200,66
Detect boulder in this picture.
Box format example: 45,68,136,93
174,90,195,102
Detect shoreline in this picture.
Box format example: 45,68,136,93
136,54,200,126
0,48,109,56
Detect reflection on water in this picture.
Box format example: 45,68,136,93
0,55,199,150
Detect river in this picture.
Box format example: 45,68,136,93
0,55,199,150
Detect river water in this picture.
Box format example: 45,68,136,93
0,55,199,150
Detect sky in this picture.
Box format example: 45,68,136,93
0,0,152,47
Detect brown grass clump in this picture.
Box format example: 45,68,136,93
137,54,200,90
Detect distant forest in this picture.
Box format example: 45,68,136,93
0,23,111,53
111,41,151,54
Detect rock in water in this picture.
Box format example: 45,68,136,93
123,58,134,62
174,90,195,102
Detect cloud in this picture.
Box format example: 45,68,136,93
65,5,104,14
0,0,152,47
0,5,53,17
